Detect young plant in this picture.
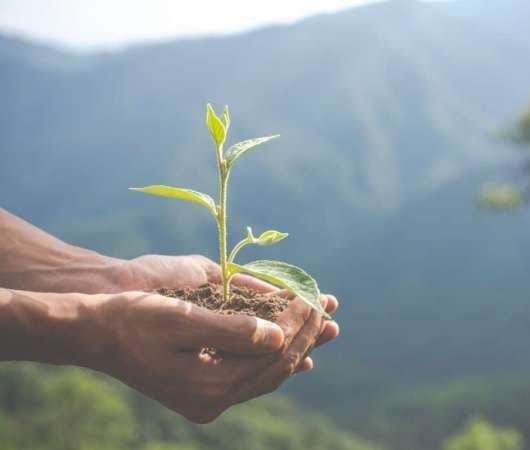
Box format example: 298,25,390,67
130,104,329,318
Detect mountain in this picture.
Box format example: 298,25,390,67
2,1,530,449
2,0,529,225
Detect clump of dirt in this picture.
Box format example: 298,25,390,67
157,282,289,322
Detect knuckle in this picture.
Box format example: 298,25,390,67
280,352,299,377
248,323,264,347
301,302,313,322
194,254,214,264
192,255,220,280
192,254,213,268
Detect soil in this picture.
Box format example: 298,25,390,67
157,282,289,322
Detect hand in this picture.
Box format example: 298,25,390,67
96,289,337,423
0,270,338,424
125,254,340,370
230,274,340,372
124,254,220,291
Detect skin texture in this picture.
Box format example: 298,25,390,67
0,208,339,423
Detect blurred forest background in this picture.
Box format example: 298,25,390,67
2,0,530,449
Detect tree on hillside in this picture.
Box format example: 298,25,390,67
443,417,523,450
514,107,530,145
479,105,530,209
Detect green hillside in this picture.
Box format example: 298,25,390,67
2,0,530,449
0,363,379,450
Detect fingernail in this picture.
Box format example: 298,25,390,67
295,357,314,374
326,295,339,313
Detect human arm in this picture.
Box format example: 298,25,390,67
0,208,339,378
0,209,287,295
0,287,333,423
0,208,129,294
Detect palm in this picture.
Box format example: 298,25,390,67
127,254,339,360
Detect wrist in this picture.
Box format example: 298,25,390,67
48,251,132,294
0,239,131,294
0,289,115,370
118,258,152,291
0,209,131,294
68,292,118,371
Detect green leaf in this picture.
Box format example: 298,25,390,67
129,185,217,218
206,103,226,148
228,227,288,263
254,229,289,246
222,105,231,131
229,260,329,318
225,135,280,168
246,226,255,241
478,183,525,209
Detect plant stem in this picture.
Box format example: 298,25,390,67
217,159,230,303
228,238,248,264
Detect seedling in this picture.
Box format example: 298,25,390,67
130,104,329,317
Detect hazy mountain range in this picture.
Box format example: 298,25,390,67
2,0,530,448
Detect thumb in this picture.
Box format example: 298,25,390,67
187,307,284,354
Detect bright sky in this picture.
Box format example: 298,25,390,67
0,0,382,50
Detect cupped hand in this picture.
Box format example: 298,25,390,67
95,289,335,423
126,254,339,370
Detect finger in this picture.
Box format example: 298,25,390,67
233,310,321,403
270,307,322,379
179,305,285,354
320,295,329,312
231,306,323,404
295,357,313,373
315,321,340,347
220,300,322,385
265,289,290,297
324,294,339,314
275,297,313,347
211,298,314,391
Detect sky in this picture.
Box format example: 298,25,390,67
0,0,382,50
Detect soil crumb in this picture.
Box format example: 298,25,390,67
157,283,289,322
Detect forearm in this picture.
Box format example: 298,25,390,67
0,287,110,368
0,208,131,293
